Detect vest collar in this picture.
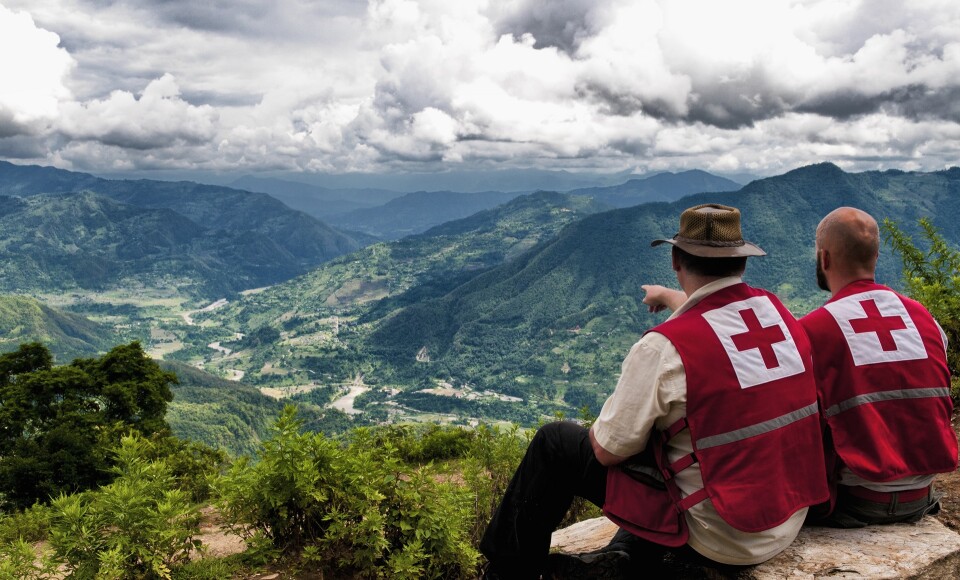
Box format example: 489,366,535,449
668,276,743,321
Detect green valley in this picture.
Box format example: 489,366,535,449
2,161,960,453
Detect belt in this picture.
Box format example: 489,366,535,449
843,485,931,504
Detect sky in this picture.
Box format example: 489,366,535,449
1,0,959,183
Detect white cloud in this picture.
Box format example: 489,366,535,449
0,5,73,135
57,74,218,150
1,0,959,175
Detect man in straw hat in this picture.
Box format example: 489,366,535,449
800,207,956,527
479,204,828,579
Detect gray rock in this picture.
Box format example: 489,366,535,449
550,516,960,579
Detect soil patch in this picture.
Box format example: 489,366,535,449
933,407,960,532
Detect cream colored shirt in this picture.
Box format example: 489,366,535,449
593,276,807,566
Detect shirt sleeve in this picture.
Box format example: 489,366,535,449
591,332,686,458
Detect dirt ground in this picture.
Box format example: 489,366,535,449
195,505,246,559
932,407,960,532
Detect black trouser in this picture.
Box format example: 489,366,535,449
808,485,942,528
479,421,748,579
479,421,608,578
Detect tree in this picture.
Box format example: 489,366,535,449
0,341,176,510
882,218,960,379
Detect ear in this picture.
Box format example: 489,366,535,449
671,251,681,272
819,248,831,270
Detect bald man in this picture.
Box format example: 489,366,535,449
800,207,958,527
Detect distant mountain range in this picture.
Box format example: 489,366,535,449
332,190,524,239
0,161,372,296
566,170,741,207
229,175,404,217
227,167,654,193
241,170,741,240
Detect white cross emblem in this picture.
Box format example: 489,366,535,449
823,290,926,366
702,296,806,389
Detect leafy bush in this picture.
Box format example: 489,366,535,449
46,435,202,579
214,406,479,578
0,538,55,580
458,423,530,546
0,503,50,545
145,435,229,503
883,218,960,396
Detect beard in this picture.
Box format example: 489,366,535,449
816,254,830,292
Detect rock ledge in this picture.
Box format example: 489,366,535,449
550,516,960,579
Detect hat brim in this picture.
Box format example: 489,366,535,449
650,238,766,258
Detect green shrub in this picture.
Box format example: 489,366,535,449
459,423,530,546
0,503,50,545
170,557,240,580
883,218,960,397
146,435,229,504
214,406,479,579
46,435,202,579
0,538,55,580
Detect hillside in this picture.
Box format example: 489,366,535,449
0,162,373,296
190,191,608,394
0,191,328,296
363,164,960,407
161,360,354,457
0,295,116,362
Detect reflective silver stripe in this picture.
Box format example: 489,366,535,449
695,402,820,451
824,388,951,418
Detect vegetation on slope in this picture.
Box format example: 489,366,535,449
0,295,116,362
0,161,372,297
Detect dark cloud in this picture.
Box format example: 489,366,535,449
0,134,51,158
684,83,790,130
798,85,960,124
76,129,202,151
578,73,790,130
491,0,598,53
0,109,30,139
179,89,262,108
81,0,365,36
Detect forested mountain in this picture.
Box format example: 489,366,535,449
230,175,403,218
0,191,330,296
0,161,373,296
364,164,960,399
0,295,116,361
201,191,607,360
182,164,960,424
566,169,742,207
331,190,523,239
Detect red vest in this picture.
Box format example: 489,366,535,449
604,283,828,544
800,280,958,483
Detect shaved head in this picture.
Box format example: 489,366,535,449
816,207,880,277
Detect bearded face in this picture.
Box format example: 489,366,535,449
816,250,830,292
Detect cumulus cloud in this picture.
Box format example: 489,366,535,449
58,74,218,150
0,5,74,136
2,0,960,175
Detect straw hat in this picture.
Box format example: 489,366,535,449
651,203,766,258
